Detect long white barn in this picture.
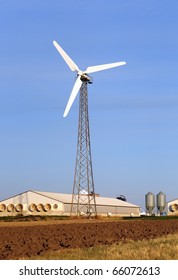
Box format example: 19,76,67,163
0,190,140,217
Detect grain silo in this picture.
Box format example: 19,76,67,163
156,191,166,215
145,192,155,215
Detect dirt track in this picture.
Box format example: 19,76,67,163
0,218,178,260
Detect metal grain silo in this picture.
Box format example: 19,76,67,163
145,192,155,215
156,191,166,215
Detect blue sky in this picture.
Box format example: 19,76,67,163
0,0,178,209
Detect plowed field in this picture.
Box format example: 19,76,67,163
0,218,178,260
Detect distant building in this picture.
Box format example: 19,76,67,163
0,190,140,217
167,198,178,216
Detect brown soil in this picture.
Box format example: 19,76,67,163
0,218,178,260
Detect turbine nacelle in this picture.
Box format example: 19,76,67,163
53,40,126,117
79,73,92,83
77,69,92,83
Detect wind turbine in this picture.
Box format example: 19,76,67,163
53,40,126,217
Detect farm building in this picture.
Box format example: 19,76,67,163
0,190,140,217
167,198,178,216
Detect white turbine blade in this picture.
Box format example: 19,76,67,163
53,40,79,72
85,61,126,74
63,76,82,117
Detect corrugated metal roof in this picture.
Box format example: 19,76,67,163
35,191,139,208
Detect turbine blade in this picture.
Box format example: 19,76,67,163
85,61,126,74
63,76,82,117
53,40,79,72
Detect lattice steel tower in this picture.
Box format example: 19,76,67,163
53,40,126,217
70,80,97,217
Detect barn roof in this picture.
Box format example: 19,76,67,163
167,198,178,204
35,191,140,208
0,190,140,208
0,190,61,205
